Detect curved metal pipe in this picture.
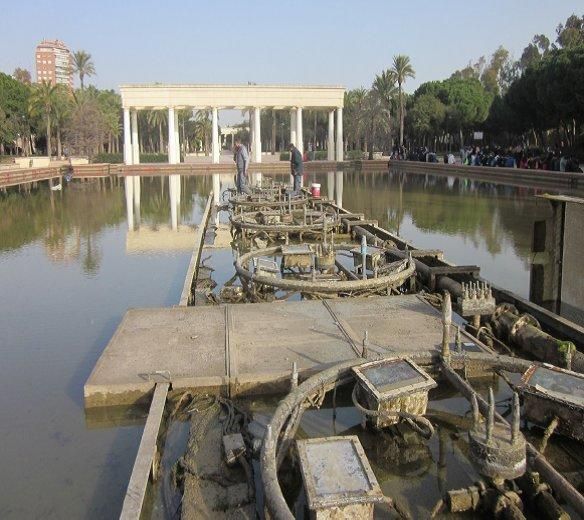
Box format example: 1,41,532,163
235,245,415,294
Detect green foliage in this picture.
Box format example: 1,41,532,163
440,77,493,133
345,150,365,160
408,93,446,136
93,152,122,163
490,45,584,148
0,72,30,147
407,76,492,146
72,50,96,89
93,152,168,163
141,153,169,163
279,151,290,161
556,14,584,49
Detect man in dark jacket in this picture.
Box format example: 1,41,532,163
289,143,304,193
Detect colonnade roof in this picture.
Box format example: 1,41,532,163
119,84,345,110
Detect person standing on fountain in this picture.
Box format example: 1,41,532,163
233,138,250,194
289,143,304,194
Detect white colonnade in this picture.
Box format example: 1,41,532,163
121,84,345,166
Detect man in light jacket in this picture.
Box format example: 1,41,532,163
233,138,249,194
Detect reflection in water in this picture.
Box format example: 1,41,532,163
0,169,567,518
325,170,344,208
335,170,343,208
0,174,213,519
125,176,134,230
133,175,141,226
326,169,553,297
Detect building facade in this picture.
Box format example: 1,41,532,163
35,39,73,87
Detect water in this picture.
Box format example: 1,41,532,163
0,175,211,518
0,168,561,518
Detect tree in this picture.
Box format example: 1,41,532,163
193,110,211,153
480,46,511,96
556,14,584,49
65,90,107,158
146,110,167,153
29,81,59,157
407,93,446,146
97,89,122,153
372,70,397,151
53,85,73,158
363,90,385,156
441,77,493,146
0,72,30,154
344,88,368,151
72,50,96,89
391,55,415,146
13,68,31,85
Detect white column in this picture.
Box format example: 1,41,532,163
327,109,335,161
335,107,343,161
297,107,304,186
253,107,261,163
249,110,255,155
290,109,297,146
123,108,132,165
212,107,219,164
174,111,180,163
168,107,176,165
131,110,140,165
124,176,134,230
296,107,303,153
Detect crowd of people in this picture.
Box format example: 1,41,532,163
459,146,583,172
390,144,583,173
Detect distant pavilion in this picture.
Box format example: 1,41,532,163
120,83,345,165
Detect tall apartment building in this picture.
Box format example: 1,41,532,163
35,39,73,87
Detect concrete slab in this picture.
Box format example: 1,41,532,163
327,295,450,354
84,296,452,408
228,300,356,394
84,307,227,407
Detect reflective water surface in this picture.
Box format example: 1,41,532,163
0,169,559,517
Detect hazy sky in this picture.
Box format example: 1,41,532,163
1,0,581,92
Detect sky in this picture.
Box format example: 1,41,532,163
1,0,581,123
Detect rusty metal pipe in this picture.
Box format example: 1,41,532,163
491,308,581,372
441,362,584,518
351,226,464,296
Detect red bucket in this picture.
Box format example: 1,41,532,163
311,183,321,198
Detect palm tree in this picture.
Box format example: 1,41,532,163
391,55,415,146
72,50,96,90
193,110,211,153
29,81,59,158
53,85,73,158
372,70,398,151
147,110,168,153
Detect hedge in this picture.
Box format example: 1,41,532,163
93,153,169,164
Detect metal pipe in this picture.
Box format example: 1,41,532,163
352,225,464,296
491,307,581,372
442,292,452,363
361,235,367,280
261,351,537,520
441,362,584,518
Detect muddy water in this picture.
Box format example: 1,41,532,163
0,168,556,518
